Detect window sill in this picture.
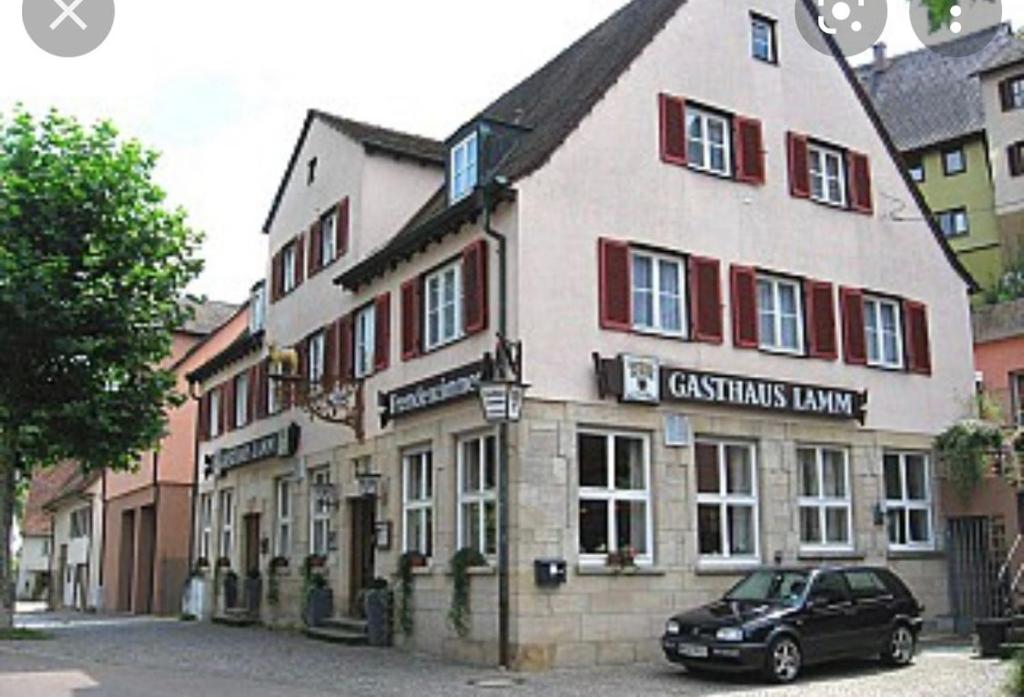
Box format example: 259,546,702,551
887,549,943,561
444,565,496,577
797,550,864,562
576,565,664,577
632,327,688,341
411,565,435,577
686,163,735,182
695,560,761,576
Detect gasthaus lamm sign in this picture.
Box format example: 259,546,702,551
594,354,868,424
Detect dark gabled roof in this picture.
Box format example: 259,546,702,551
186,328,264,385
975,35,1024,76
262,110,446,235
343,0,975,293
856,24,1017,152
179,298,241,336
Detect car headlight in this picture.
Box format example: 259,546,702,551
665,620,681,636
715,627,744,642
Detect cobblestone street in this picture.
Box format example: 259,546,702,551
0,611,1010,697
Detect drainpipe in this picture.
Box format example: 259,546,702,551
150,449,160,614
187,382,202,577
483,180,511,669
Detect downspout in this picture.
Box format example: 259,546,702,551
98,470,106,602
187,382,202,581
483,180,511,670
150,449,160,614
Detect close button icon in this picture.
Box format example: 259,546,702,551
23,0,115,58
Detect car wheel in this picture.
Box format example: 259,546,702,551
882,624,916,667
764,636,802,684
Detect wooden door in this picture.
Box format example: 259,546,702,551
244,514,261,576
348,498,376,617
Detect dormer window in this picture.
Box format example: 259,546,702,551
450,133,479,203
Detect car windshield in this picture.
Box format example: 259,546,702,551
724,570,809,606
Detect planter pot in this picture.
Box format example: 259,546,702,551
976,618,1010,657
223,575,239,610
364,589,393,647
244,578,263,615
305,587,334,627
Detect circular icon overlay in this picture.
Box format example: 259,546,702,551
23,0,115,58
796,0,888,58
909,0,1003,58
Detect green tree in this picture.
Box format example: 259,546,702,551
0,108,203,626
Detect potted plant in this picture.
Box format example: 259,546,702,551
363,578,393,647
216,556,231,569
302,556,333,627
935,421,1005,503
244,569,262,615
269,556,289,571
607,546,637,571
194,557,210,574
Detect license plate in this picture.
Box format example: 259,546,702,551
677,643,709,658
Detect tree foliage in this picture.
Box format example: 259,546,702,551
0,107,203,473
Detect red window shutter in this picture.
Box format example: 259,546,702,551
198,393,210,442
1010,145,1024,178
904,300,932,376
839,287,868,365
787,132,811,199
598,238,631,331
1001,79,1015,112
462,239,488,336
271,252,282,302
734,116,765,185
400,278,422,361
658,94,687,165
847,151,874,214
294,235,305,286
254,361,268,420
223,382,234,433
309,222,321,275
375,293,391,372
337,197,350,257
730,265,758,349
247,365,258,422
690,256,723,344
325,322,339,384
805,280,838,360
338,314,354,381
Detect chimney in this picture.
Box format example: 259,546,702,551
873,42,888,73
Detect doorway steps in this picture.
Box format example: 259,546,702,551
212,608,260,628
304,616,368,646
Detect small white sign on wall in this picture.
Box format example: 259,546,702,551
622,355,661,404
664,413,692,448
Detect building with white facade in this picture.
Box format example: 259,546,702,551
189,0,976,669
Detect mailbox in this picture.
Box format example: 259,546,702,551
534,558,567,588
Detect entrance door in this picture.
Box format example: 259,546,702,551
244,514,261,577
348,498,376,617
948,516,1004,634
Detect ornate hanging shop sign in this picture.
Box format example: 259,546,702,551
378,361,485,427
594,354,868,424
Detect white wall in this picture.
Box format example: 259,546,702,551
513,0,974,436
982,64,1024,215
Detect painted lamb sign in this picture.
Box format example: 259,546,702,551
595,354,868,423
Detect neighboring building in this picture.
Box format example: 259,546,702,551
43,467,103,611
15,463,75,601
974,298,1024,427
192,0,975,669
858,25,1024,292
100,299,240,615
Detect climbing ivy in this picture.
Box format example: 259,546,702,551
935,421,1005,502
448,548,487,638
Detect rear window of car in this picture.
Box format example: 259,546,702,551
844,570,891,600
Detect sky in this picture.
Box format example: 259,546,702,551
2,0,1022,304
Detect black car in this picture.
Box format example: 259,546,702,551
662,566,924,683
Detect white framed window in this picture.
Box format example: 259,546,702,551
450,132,479,203
884,452,933,550
696,439,759,563
750,13,776,63
578,430,653,566
321,210,337,265
1011,77,1024,110
219,489,234,558
864,295,904,369
809,144,847,207
308,332,326,384
234,373,249,428
70,507,91,539
209,389,221,438
458,433,498,559
757,275,804,354
354,304,376,379
1012,372,1024,427
424,261,463,351
282,244,297,293
267,361,281,415
908,160,925,183
309,468,331,556
937,208,969,238
798,446,853,551
199,493,212,560
686,107,732,176
632,250,686,336
249,283,266,334
402,448,434,558
275,479,291,558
